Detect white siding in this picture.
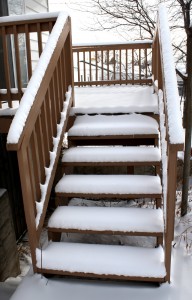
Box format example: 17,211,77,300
24,0,49,71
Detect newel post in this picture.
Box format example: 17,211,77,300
165,144,177,282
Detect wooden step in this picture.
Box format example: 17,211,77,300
36,242,166,282
55,175,162,199
62,146,161,167
48,206,164,236
68,114,159,141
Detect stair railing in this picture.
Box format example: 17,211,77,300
73,41,152,86
152,5,184,282
6,12,74,272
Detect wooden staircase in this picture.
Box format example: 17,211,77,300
36,112,166,283
2,7,184,284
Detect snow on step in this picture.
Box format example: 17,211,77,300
62,146,161,163
68,114,159,137
48,206,164,233
55,175,162,195
36,243,166,278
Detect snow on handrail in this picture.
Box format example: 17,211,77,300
0,11,59,25
7,11,69,145
158,4,184,145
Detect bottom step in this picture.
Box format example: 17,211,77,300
36,242,166,282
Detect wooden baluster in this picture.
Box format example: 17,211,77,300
30,131,42,202
49,77,57,137
27,144,39,208
132,49,134,83
41,101,50,168
119,49,122,81
62,47,67,93
89,51,92,82
126,49,128,82
35,117,46,185
139,49,141,81
113,49,116,80
37,23,43,56
77,51,80,85
107,50,109,80
45,89,53,149
2,27,12,107
13,25,22,99
83,51,86,82
95,50,98,82
101,50,104,81
54,67,61,122
25,24,32,80
145,48,148,79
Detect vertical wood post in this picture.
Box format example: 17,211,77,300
165,144,177,282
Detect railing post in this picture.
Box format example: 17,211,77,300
17,147,38,272
165,144,177,283
64,18,75,106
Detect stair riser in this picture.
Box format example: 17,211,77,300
37,268,165,283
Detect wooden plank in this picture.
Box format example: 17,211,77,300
48,227,163,237
56,192,162,199
74,79,152,86
62,161,161,167
2,27,12,107
13,25,22,99
25,24,32,79
37,23,43,56
73,43,152,52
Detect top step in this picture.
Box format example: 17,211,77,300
68,114,159,137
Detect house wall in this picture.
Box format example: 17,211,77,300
24,0,49,71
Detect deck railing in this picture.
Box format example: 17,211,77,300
73,41,152,86
153,5,184,282
6,12,74,271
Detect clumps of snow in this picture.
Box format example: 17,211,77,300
68,114,159,137
55,174,162,195
158,4,184,145
0,11,59,24
36,242,166,278
7,11,69,145
35,87,72,228
62,146,161,163
48,206,164,233
71,85,158,115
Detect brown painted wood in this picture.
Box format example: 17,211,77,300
0,117,13,133
74,79,152,86
62,161,161,167
37,267,165,283
2,26,12,107
25,24,32,80
48,227,163,237
55,192,162,199
73,42,152,52
13,25,22,99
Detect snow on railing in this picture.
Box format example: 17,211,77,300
158,4,184,145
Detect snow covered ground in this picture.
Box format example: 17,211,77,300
1,246,191,300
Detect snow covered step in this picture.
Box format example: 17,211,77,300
36,242,166,282
68,114,159,138
48,206,164,236
62,146,161,166
55,175,162,198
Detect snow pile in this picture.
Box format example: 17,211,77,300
7,11,69,145
36,243,166,278
158,4,184,145
62,146,161,163
55,174,162,195
35,87,71,228
68,114,159,137
71,85,158,115
48,206,164,233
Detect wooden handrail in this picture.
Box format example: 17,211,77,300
72,41,152,86
6,12,74,271
153,4,184,282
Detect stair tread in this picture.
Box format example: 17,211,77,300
36,242,166,279
68,114,159,137
62,146,161,163
55,175,162,195
48,206,164,233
